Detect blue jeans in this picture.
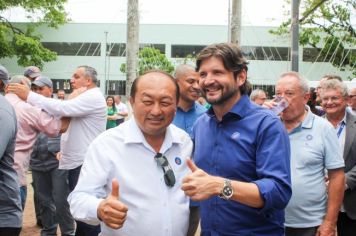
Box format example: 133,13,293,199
19,186,27,211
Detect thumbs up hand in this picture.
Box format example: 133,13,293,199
97,179,128,229
182,159,224,201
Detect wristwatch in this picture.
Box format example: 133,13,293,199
219,179,233,200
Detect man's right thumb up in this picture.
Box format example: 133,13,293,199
110,178,120,200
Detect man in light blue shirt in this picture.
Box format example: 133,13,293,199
172,64,206,236
275,72,345,236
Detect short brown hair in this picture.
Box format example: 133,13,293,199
196,43,249,94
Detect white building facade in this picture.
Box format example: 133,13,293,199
0,23,354,95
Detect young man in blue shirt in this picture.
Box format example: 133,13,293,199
172,64,206,236
182,43,292,236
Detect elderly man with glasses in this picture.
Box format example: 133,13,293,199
68,70,193,236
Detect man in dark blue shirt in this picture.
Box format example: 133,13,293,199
182,43,292,236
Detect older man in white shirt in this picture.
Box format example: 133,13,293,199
68,70,193,236
8,65,107,236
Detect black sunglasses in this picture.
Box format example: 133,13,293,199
154,153,176,187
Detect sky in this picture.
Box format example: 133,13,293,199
4,0,290,26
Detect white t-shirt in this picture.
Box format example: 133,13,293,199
68,118,193,236
27,87,107,169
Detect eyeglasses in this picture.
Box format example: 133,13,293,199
321,96,342,103
154,153,176,187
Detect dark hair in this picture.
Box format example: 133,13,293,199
130,70,180,102
106,95,117,112
196,43,249,94
78,65,98,84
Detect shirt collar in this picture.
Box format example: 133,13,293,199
177,102,199,113
325,110,347,126
300,105,314,129
207,95,250,121
123,118,184,146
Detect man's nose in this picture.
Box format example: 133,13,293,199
151,103,162,115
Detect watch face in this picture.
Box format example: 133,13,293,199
223,186,233,197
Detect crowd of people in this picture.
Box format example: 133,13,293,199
0,42,355,236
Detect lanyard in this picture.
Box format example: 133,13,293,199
337,122,345,138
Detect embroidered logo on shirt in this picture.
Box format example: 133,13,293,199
306,134,313,140
175,157,182,165
231,132,240,140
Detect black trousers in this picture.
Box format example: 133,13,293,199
285,226,318,236
0,227,21,236
337,212,356,236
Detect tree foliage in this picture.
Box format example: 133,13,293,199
120,47,175,75
0,0,67,68
271,0,356,78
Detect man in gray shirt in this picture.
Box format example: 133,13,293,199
0,65,22,236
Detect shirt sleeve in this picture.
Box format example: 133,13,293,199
67,136,111,225
322,123,345,170
27,90,102,118
25,105,61,137
253,116,292,213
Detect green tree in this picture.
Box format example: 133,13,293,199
0,0,67,68
271,0,356,78
120,47,175,75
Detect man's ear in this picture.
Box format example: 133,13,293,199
129,96,134,106
237,70,247,87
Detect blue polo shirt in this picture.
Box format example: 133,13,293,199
193,95,292,236
285,107,344,228
173,102,206,137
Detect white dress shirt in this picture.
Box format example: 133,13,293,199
115,102,128,119
27,87,107,169
68,118,193,236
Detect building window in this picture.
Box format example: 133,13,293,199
303,48,356,62
106,43,165,57
42,42,101,56
51,79,72,93
106,80,126,95
242,46,290,61
140,44,165,54
107,43,126,57
171,45,206,58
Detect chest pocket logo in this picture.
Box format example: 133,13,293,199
231,132,240,141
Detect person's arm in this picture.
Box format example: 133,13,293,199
29,106,61,137
68,137,128,226
60,117,71,133
317,168,345,236
107,114,118,120
28,90,103,117
182,116,292,210
182,160,264,208
316,123,345,236
117,104,128,117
